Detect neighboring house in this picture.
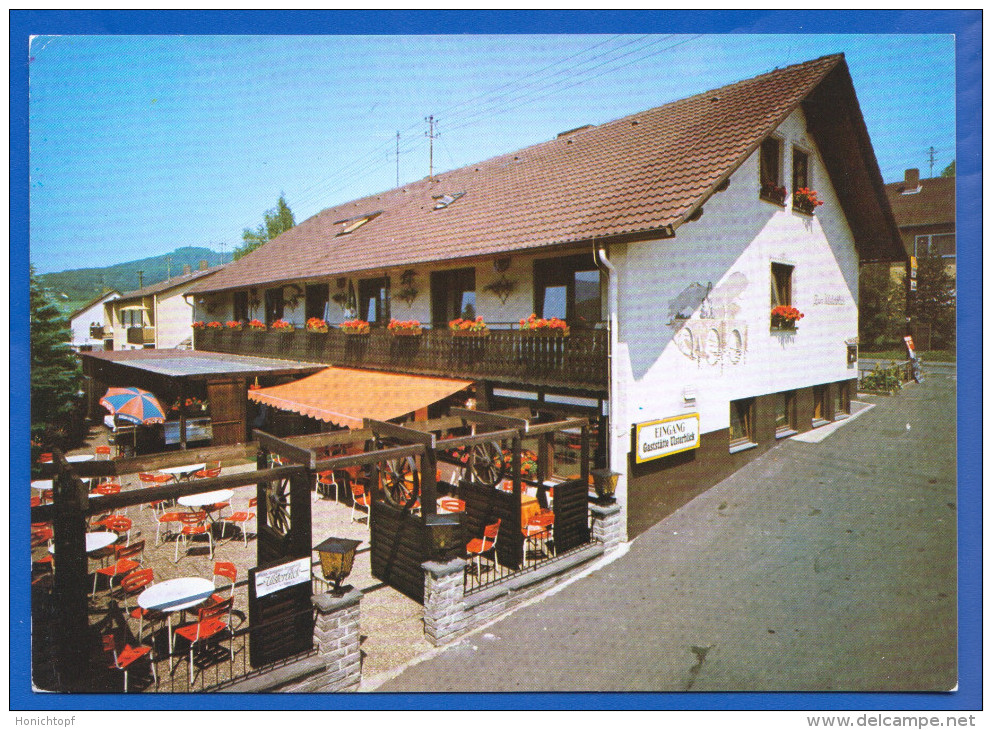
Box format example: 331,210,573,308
68,289,120,351
175,54,902,540
884,168,956,275
106,263,224,351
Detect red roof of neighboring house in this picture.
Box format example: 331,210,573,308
884,175,955,229
193,53,902,294
118,265,225,301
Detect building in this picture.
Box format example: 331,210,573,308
885,168,956,275
68,289,119,351
120,54,901,540
106,263,224,351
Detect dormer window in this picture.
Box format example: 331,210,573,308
432,192,465,210
759,137,786,206
335,211,381,236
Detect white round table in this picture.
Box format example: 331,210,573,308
31,480,53,492
161,463,207,481
66,454,95,463
138,577,217,654
178,489,234,509
49,531,118,555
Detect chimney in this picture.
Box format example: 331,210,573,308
904,168,920,191
183,264,191,275
199,260,208,271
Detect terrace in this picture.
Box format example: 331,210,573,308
31,409,615,692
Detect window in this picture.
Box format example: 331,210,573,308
834,382,850,418
335,211,382,236
812,385,828,424
759,137,784,203
771,263,793,307
431,268,476,326
264,288,284,326
729,398,756,448
775,391,797,435
534,254,602,326
233,291,249,323
432,192,465,210
358,277,389,325
792,148,809,193
915,233,956,258
305,283,329,322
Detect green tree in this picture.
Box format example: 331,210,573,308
911,250,956,350
31,265,84,456
859,263,906,349
233,194,296,260
940,160,955,177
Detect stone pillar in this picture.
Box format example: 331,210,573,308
310,588,363,691
589,501,624,551
422,558,467,646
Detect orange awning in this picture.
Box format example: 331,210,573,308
247,367,474,428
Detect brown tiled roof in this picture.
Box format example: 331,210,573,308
884,175,955,229
193,54,899,293
118,266,225,301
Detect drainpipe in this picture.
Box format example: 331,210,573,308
594,243,622,462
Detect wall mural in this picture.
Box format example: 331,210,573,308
669,272,749,369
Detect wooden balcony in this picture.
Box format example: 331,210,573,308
89,325,106,339
194,326,607,393
126,326,155,346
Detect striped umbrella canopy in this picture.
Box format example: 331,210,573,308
99,387,167,425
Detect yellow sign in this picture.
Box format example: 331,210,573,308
634,414,701,463
910,256,918,278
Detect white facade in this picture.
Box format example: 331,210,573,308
69,292,119,350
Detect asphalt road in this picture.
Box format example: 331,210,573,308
375,374,957,692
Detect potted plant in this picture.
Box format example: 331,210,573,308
519,314,570,337
206,321,223,330
306,317,329,333
770,305,804,330
387,319,423,336
192,321,205,330
760,181,787,206
449,316,489,337
792,187,824,215
225,320,244,331
270,319,293,331
248,318,267,331
340,319,370,335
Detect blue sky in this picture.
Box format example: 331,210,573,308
29,32,958,274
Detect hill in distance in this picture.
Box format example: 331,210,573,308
39,247,232,310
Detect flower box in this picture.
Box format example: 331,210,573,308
225,321,243,331
248,319,267,332
340,319,371,335
760,182,787,206
519,314,570,337
306,317,329,334
270,319,294,332
770,305,804,330
391,327,423,337
388,319,423,336
792,188,823,215
452,329,489,338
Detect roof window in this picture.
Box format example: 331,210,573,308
334,211,382,235
432,192,465,210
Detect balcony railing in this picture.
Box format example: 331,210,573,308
90,325,106,339
194,326,607,391
127,326,155,346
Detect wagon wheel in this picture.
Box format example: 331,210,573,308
265,477,291,535
380,454,417,508
467,441,506,489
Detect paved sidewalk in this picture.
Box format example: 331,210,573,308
376,374,957,692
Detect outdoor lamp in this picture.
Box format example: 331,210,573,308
425,513,461,562
314,536,361,596
590,468,620,505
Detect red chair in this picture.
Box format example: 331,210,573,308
317,471,339,502
95,445,112,460
30,495,41,508
99,514,133,546
174,597,234,687
439,497,465,513
350,483,371,526
466,519,501,582
211,561,237,603
38,453,53,464
93,481,122,495
121,568,162,641
139,472,175,514
102,633,156,693
155,509,185,546
194,461,222,479
41,489,55,504
31,525,54,548
94,539,144,593
220,497,257,546
175,511,212,562
522,509,555,560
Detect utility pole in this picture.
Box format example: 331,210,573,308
928,146,936,177
137,270,144,289
396,131,400,187
166,255,172,280
425,115,438,182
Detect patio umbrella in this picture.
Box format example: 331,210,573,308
99,387,167,425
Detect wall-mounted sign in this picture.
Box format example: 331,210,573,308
910,256,918,279
253,556,311,598
634,414,700,463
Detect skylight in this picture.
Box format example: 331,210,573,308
334,211,382,235
432,192,465,210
